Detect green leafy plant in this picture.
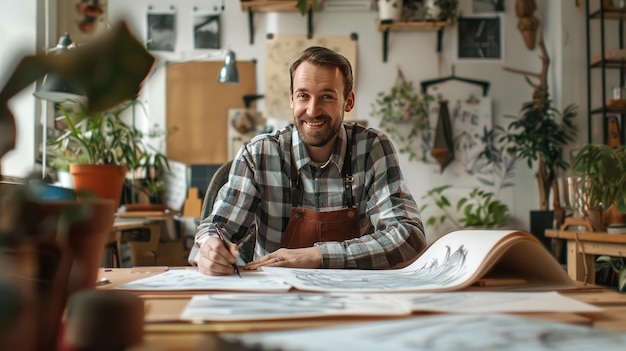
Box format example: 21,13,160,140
138,178,165,204
503,36,578,213
572,143,626,213
424,0,459,21
49,149,85,172
504,93,577,211
595,255,626,293
421,185,509,230
296,0,320,15
49,99,169,172
370,69,433,161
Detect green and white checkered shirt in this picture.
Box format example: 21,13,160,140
195,123,426,269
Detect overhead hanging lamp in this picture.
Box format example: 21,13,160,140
218,49,239,84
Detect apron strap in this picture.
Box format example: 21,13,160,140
342,125,356,208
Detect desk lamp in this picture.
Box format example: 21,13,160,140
33,33,85,180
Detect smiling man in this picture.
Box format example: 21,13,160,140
190,46,426,275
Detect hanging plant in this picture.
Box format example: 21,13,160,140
371,68,433,161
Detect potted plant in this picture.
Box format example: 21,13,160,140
296,0,320,15
370,68,433,161
424,0,459,22
503,35,578,228
420,185,510,236
378,0,403,21
48,99,169,207
595,255,626,293
572,143,626,229
0,21,154,349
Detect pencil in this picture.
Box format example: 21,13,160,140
214,226,242,278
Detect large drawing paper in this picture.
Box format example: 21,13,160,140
115,269,291,292
180,293,410,321
394,291,601,313
262,230,575,292
179,291,599,322
226,313,626,351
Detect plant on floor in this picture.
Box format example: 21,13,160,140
503,35,577,218
421,185,509,231
595,256,626,293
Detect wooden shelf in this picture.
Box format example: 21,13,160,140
240,0,322,13
590,57,626,69
376,19,451,63
590,105,626,114
590,7,626,20
376,19,450,32
239,1,324,44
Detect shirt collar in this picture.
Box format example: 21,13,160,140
291,123,348,172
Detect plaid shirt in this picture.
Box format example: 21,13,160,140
195,123,426,269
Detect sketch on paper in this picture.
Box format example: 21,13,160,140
227,314,626,351
287,245,467,291
181,293,409,321
421,82,494,187
115,269,291,292
181,291,599,322
193,12,220,49
392,291,601,314
262,230,575,293
147,10,176,51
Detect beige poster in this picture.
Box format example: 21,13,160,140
265,34,358,121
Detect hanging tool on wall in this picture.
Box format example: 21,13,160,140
431,99,454,172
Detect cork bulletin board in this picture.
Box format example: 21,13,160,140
166,61,257,164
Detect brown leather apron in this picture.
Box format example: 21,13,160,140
281,127,361,249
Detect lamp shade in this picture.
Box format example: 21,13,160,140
33,33,85,102
33,73,85,102
218,50,239,84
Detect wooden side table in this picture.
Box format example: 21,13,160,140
545,229,626,284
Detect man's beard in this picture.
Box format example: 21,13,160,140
295,115,341,147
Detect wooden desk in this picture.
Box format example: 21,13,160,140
107,212,188,268
545,229,626,284
94,268,626,350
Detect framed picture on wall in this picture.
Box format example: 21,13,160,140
457,17,502,61
472,0,506,13
146,9,177,52
57,0,109,45
193,12,220,49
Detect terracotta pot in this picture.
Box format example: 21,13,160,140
5,198,115,351
70,164,127,209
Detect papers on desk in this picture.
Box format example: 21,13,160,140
181,293,410,321
179,291,601,322
224,313,626,351
261,230,576,293
115,269,291,292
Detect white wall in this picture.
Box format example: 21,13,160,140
1,0,589,242
0,1,39,178
107,0,588,242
